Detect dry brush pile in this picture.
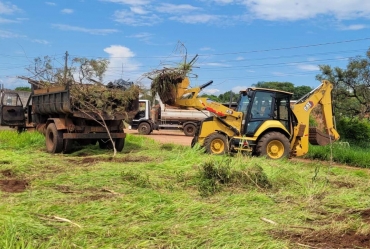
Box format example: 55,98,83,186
145,55,198,105
25,78,140,120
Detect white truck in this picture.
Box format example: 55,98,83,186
129,99,211,136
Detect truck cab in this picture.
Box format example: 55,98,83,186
0,90,25,128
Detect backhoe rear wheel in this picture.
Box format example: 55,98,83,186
204,132,228,155
45,123,63,153
256,132,290,159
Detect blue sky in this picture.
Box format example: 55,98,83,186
1,0,370,95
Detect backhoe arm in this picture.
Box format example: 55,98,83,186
174,78,241,119
290,80,340,157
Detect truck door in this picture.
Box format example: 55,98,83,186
0,91,25,126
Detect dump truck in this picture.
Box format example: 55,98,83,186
129,99,211,136
0,82,132,153
160,77,340,159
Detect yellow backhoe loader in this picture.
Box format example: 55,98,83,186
172,77,340,159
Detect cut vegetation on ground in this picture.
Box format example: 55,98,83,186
1,130,370,248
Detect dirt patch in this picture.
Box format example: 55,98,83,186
1,169,14,177
125,129,192,146
274,209,370,248
331,180,355,188
78,155,153,165
0,179,29,193
273,229,370,248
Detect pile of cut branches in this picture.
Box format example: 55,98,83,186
70,82,140,116
23,77,139,119
145,54,198,105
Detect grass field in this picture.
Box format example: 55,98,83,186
1,130,370,248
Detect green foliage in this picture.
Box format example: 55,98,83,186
0,130,44,150
197,158,271,197
336,117,370,143
121,170,151,188
218,90,240,103
200,93,220,102
305,142,370,167
2,131,370,248
14,86,31,92
252,81,312,100
293,85,312,99
253,81,295,92
316,48,370,118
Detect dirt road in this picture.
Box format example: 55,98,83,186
124,129,192,146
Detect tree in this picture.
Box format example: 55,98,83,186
316,48,370,119
253,81,295,93
293,85,312,100
252,81,312,100
218,90,240,103
200,94,220,102
14,86,31,92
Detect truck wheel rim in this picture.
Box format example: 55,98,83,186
267,140,284,159
210,138,224,154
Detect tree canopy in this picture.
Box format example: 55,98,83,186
316,48,370,119
252,81,312,100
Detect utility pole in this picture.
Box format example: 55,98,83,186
64,51,69,85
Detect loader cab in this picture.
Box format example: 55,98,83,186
0,90,26,127
237,88,293,136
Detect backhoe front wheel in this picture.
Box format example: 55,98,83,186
204,132,228,155
256,132,290,159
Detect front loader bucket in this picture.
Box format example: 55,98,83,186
309,127,333,146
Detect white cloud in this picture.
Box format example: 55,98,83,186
340,24,367,30
103,45,141,82
236,56,244,61
200,47,213,51
242,0,370,21
31,39,50,45
156,3,200,14
101,0,151,6
272,72,288,77
232,86,248,93
127,32,153,42
0,17,16,23
45,2,56,6
0,1,20,15
202,88,220,94
52,24,118,35
169,14,221,24
61,9,74,14
130,6,149,14
202,62,230,67
114,10,161,26
296,64,319,71
0,30,25,38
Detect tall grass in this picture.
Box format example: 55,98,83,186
305,142,370,168
0,130,44,150
1,132,370,248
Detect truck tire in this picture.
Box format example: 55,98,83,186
115,138,125,152
204,132,228,155
183,123,197,136
138,122,151,135
45,123,63,153
255,132,290,159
